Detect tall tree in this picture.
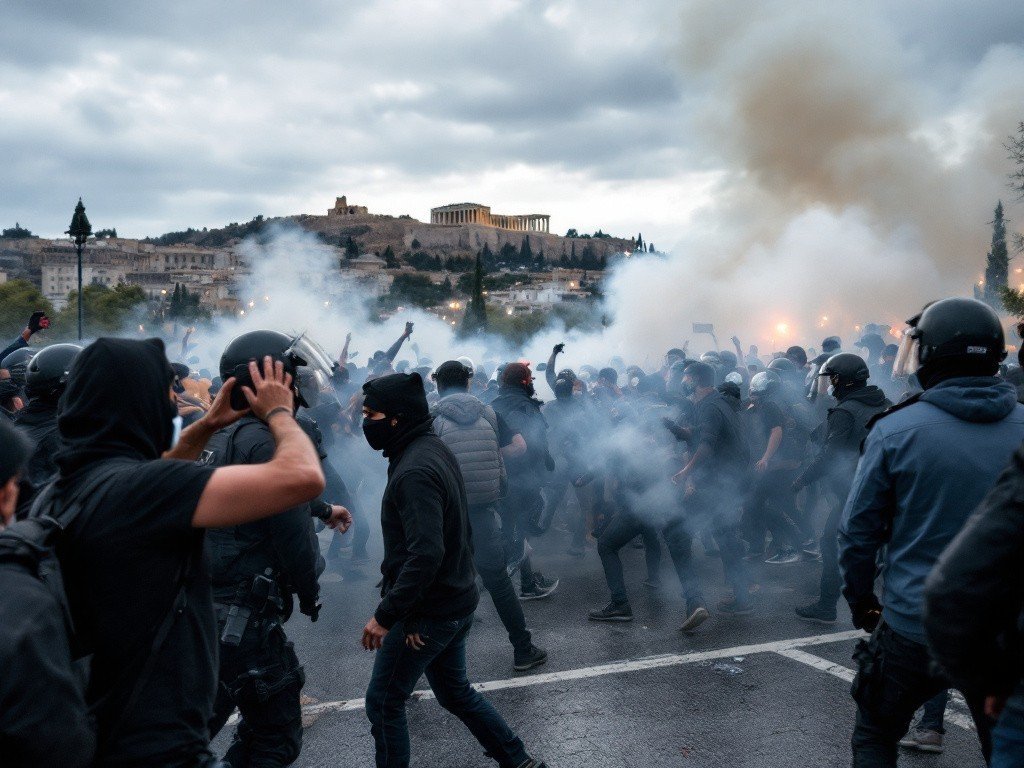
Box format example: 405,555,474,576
460,254,488,335
519,236,533,265
985,201,1009,308
636,233,644,252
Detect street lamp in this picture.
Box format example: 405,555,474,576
66,198,92,340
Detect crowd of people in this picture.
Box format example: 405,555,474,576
1,296,1023,768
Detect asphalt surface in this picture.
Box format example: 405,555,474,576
213,522,987,768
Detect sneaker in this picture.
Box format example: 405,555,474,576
588,602,634,622
520,573,559,601
716,597,753,616
764,548,800,564
679,602,710,632
795,602,837,624
899,728,944,753
513,644,548,672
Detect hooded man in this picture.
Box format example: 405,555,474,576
359,372,546,768
490,363,559,600
840,298,1024,765
0,418,95,767
36,339,331,767
431,360,547,673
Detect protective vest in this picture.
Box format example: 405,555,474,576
432,393,505,507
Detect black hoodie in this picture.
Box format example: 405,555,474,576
45,338,218,767
13,398,60,489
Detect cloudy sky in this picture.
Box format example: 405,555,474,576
2,0,1024,288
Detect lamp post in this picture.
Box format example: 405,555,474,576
66,198,92,340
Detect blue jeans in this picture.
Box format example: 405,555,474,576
364,614,529,768
993,683,1024,768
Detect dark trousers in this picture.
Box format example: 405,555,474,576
469,504,532,653
747,468,803,550
818,496,843,607
851,623,991,767
499,484,543,590
688,483,750,601
918,690,948,733
540,467,589,546
597,510,702,606
208,623,304,768
364,614,530,768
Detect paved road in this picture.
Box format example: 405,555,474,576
214,524,986,767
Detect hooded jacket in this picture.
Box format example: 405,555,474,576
839,376,1024,644
43,338,218,766
374,419,479,630
432,392,505,507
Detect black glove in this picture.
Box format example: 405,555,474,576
300,598,322,622
553,343,565,354
851,594,882,632
27,311,49,334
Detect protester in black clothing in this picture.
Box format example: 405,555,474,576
744,371,808,564
794,353,890,624
359,372,546,768
41,340,328,767
432,360,547,672
672,361,753,615
0,418,95,767
491,362,559,600
590,374,709,632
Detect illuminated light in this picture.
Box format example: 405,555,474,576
239,310,245,316
248,300,255,308
323,301,330,307
854,325,861,331
821,315,828,322
138,324,145,333
264,295,270,301
160,289,167,295
775,322,788,334
506,308,513,315
450,321,456,326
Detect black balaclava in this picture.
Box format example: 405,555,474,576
361,372,431,457
55,338,176,479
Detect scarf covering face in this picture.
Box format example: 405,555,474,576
55,338,177,479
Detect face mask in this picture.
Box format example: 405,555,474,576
524,381,536,397
362,417,393,451
170,415,183,449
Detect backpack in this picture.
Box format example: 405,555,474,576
4,462,194,739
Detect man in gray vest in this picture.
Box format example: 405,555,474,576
793,353,891,624
431,360,548,672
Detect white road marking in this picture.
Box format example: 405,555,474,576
775,647,977,732
286,629,864,719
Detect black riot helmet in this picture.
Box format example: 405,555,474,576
819,352,869,394
909,297,1005,388
0,347,35,388
25,343,82,401
219,330,308,411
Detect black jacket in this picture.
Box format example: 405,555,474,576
374,420,479,630
797,385,890,491
923,443,1024,698
202,416,321,609
14,398,60,489
491,385,551,483
0,535,94,767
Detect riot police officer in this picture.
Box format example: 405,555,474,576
14,344,81,494
792,353,890,623
204,330,350,767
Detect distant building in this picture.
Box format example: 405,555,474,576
328,196,369,216
42,263,129,309
430,203,550,233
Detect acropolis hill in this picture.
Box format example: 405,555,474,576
289,196,634,264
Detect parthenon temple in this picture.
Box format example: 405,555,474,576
430,203,550,233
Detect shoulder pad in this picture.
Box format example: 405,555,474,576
865,392,923,432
